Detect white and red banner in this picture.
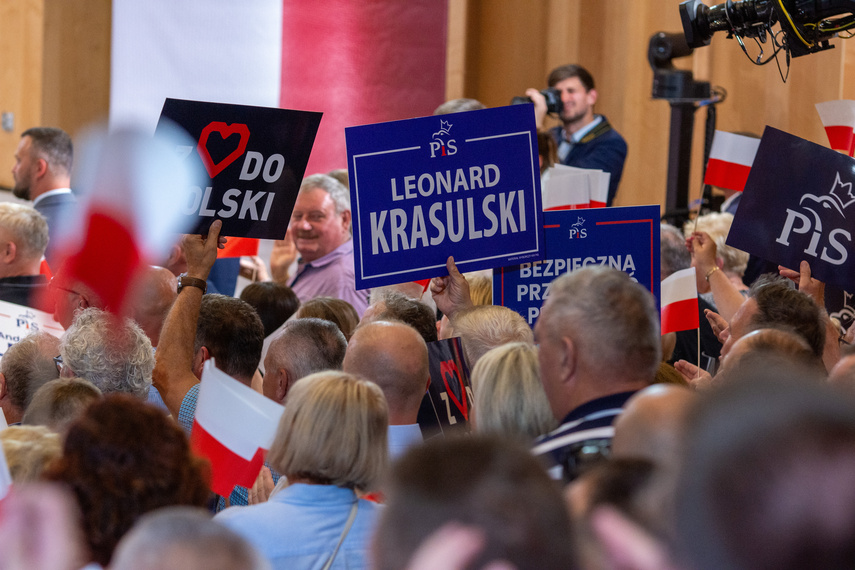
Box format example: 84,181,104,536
190,360,284,497
0,301,63,359
816,100,855,157
661,267,699,334
56,126,200,315
111,0,446,175
542,165,610,210
703,131,761,192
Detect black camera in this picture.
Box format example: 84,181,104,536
680,0,855,58
511,88,563,115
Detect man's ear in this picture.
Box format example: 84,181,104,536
587,88,598,107
278,369,294,403
341,209,352,233
35,158,49,179
559,335,577,385
166,245,181,266
0,372,6,400
0,241,15,265
192,346,210,379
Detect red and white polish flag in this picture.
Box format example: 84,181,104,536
589,171,610,209
661,267,700,334
191,360,284,498
55,125,202,316
816,100,855,156
703,131,761,192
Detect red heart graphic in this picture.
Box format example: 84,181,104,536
440,360,469,421
196,122,250,178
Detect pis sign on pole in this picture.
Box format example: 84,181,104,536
727,126,855,292
495,207,661,326
156,98,322,239
345,105,545,289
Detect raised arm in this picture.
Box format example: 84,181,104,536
688,231,746,323
153,220,224,419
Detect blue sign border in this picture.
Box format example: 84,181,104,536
347,105,545,289
494,206,661,326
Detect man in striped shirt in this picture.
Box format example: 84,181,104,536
532,266,661,482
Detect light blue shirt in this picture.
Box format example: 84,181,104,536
214,483,381,570
388,424,423,460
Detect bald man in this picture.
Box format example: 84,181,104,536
611,384,697,537
830,352,855,393
611,384,696,471
343,320,430,459
130,266,178,348
719,328,819,378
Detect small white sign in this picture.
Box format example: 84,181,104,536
0,300,63,359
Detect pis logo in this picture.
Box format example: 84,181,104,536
569,216,587,239
776,172,854,266
429,120,457,158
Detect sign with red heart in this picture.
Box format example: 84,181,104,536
156,98,322,239
418,337,472,435
197,122,250,178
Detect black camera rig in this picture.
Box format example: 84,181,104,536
681,0,855,61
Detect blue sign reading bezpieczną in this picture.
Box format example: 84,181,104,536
346,105,545,290
727,126,855,292
494,207,661,326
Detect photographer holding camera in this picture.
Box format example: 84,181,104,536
525,64,627,206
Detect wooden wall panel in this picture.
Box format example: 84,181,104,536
0,0,44,189
42,0,111,139
468,1,550,109
446,0,471,101
451,0,855,212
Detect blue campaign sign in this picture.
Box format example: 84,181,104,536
346,105,545,289
727,127,855,291
494,206,661,326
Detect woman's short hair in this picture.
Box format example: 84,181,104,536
22,377,103,435
471,343,556,441
268,371,388,491
452,305,534,368
466,274,493,306
239,281,300,337
44,394,210,566
295,297,359,340
0,425,61,482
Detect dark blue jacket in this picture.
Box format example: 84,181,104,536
551,116,627,206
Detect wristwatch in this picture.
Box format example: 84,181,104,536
177,274,207,295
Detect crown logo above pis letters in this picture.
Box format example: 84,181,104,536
569,217,587,239
799,172,855,218
429,120,457,158
776,172,854,267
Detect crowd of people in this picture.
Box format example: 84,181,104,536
1,62,855,570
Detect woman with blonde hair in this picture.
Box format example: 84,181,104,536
216,371,388,570
471,342,556,441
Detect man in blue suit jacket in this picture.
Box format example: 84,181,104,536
11,127,77,268
527,64,628,206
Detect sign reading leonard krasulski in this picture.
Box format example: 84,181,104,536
727,127,855,292
156,98,322,239
345,105,545,290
